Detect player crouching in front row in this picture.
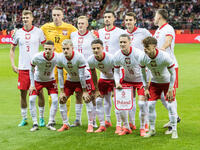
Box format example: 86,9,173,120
57,39,95,132
139,37,178,139
29,40,58,131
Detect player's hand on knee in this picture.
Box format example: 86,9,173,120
12,65,18,74
83,91,91,103
59,92,67,104
95,90,101,98
166,88,174,102
29,86,36,95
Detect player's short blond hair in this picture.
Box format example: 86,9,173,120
22,10,33,17
78,16,88,21
62,39,73,47
53,6,63,13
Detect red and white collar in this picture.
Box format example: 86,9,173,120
43,52,55,61
127,26,138,34
22,26,34,32
159,23,168,30
78,30,89,36
151,48,159,59
105,26,116,32
121,47,132,56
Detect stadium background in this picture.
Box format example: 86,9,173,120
0,0,200,150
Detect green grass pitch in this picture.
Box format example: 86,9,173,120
0,44,200,150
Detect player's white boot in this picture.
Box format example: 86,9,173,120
171,130,178,139
144,129,156,138
165,126,173,134
46,123,56,131
30,124,39,132
163,121,170,128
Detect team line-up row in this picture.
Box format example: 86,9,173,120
10,7,180,138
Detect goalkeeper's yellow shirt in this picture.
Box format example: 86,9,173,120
41,22,77,53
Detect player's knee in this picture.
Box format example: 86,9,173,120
138,100,145,112
96,98,103,109
148,101,156,113
167,102,176,115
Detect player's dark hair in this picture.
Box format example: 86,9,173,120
91,39,103,46
119,34,131,41
45,40,54,46
157,9,168,20
104,10,115,18
142,36,157,48
125,12,136,20
53,6,63,13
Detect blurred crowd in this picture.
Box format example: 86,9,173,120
0,0,199,35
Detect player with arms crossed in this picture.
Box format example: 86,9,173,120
10,10,46,127
41,6,77,118
113,34,146,136
29,40,58,131
139,36,178,139
124,12,152,131
154,9,180,134
57,39,95,133
88,39,118,133
70,16,96,127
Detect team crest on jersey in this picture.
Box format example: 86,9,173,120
105,33,110,40
150,61,157,67
45,62,52,68
129,34,134,41
25,33,31,40
78,37,84,44
62,30,68,35
67,62,73,68
98,63,104,69
125,58,131,64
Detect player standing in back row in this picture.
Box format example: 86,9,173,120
70,16,96,127
153,9,180,134
98,11,125,128
10,10,46,127
41,6,77,119
124,12,152,132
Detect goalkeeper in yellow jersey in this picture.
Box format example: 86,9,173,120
41,6,77,122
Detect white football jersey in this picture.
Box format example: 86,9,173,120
113,47,144,82
31,52,57,82
154,23,178,67
139,49,175,83
88,52,114,79
98,26,126,55
125,27,152,50
57,51,91,82
71,30,95,58
12,26,46,70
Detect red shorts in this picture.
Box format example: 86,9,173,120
174,68,178,88
98,79,115,95
64,78,95,96
120,80,144,96
148,82,176,101
31,80,58,95
18,70,30,90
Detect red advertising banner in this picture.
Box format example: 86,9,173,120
0,34,200,44
175,34,200,43
0,35,13,44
